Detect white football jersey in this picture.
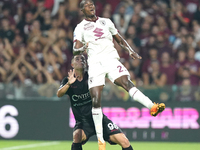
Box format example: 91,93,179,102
73,17,120,64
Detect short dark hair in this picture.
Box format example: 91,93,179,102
80,0,86,9
79,0,94,9
71,54,84,63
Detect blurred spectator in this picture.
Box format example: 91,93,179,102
47,18,66,42
32,0,54,10
13,3,23,24
182,47,200,85
171,26,190,53
41,9,52,31
130,58,141,78
142,48,159,74
170,1,192,27
175,49,187,82
157,16,170,36
17,11,34,41
138,21,151,47
192,21,200,44
113,4,132,35
32,0,46,22
94,0,105,16
186,34,196,48
29,20,41,39
12,34,24,55
0,18,15,42
52,38,73,77
176,78,196,102
133,2,148,18
0,5,16,30
105,0,120,14
169,19,180,50
36,69,60,98
193,4,200,23
101,4,112,19
125,25,141,48
160,52,177,85
143,60,167,87
128,13,142,29
156,33,173,57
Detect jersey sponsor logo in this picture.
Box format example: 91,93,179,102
93,28,104,37
72,91,90,101
99,20,106,26
84,23,94,31
73,99,92,106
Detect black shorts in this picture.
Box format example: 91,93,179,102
73,115,123,145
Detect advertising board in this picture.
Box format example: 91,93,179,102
0,101,199,141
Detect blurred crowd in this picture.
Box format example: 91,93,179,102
0,0,200,101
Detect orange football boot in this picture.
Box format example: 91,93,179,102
98,139,106,150
150,102,166,116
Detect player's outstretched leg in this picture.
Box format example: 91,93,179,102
129,87,165,116
114,76,166,116
129,87,154,109
150,102,166,116
114,76,165,116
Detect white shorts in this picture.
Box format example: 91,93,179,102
88,59,130,89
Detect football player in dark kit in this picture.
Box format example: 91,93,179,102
57,54,134,150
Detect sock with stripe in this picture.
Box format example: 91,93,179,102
129,87,154,109
92,107,105,143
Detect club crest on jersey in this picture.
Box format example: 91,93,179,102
84,23,94,31
99,20,106,26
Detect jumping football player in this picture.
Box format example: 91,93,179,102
73,0,166,149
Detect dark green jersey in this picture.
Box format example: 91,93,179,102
59,72,93,122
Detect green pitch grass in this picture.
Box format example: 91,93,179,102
0,140,199,150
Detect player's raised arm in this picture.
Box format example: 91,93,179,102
73,40,88,56
113,33,142,60
57,69,77,97
73,23,88,56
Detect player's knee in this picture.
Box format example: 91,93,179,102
92,98,101,107
120,78,134,91
92,101,100,107
90,88,102,108
73,130,82,143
